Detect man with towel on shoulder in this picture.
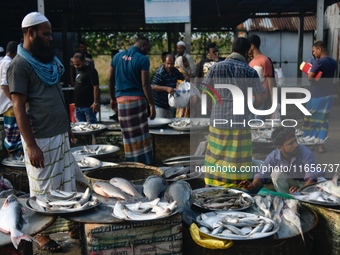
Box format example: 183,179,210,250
239,126,325,194
7,12,79,252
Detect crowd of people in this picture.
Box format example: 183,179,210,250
0,10,337,252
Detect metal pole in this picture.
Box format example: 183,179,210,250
37,0,45,15
316,0,324,41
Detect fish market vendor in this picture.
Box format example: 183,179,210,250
239,126,324,194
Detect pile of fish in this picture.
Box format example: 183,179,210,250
73,145,105,155
106,123,121,130
112,199,178,221
251,128,304,143
76,157,98,168
196,211,278,240
0,194,35,249
169,118,209,128
71,123,105,132
253,195,304,242
93,175,196,224
297,135,327,145
5,154,25,164
193,188,254,210
27,188,99,213
93,177,144,201
170,118,191,127
163,166,199,181
294,173,340,205
252,129,272,140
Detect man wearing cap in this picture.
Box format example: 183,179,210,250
175,41,196,77
7,12,79,252
0,41,23,156
0,46,5,61
239,126,324,194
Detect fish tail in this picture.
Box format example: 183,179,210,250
11,234,34,249
332,172,339,185
264,210,272,219
273,214,282,224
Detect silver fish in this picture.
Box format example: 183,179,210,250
112,201,128,219
164,166,190,179
35,195,50,208
142,175,168,201
109,177,143,198
78,187,91,205
247,222,265,236
316,173,340,198
222,224,246,236
282,208,304,242
93,181,129,200
123,201,171,221
261,222,274,233
306,191,323,201
46,190,76,201
0,194,35,249
272,196,284,223
48,200,79,207
211,225,224,235
28,198,45,212
254,195,271,218
165,180,193,208
284,199,299,212
199,226,210,234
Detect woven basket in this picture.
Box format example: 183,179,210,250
3,166,29,193
84,162,164,186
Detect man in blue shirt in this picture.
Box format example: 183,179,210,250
151,54,189,118
109,36,155,164
239,126,324,193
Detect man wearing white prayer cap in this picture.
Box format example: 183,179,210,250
175,40,196,77
21,11,49,28
7,11,80,252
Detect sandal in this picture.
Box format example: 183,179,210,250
36,235,63,252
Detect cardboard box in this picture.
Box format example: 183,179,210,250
84,214,183,255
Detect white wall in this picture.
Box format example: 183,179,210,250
248,31,314,86
325,3,340,77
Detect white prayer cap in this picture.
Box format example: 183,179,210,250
0,47,4,53
177,41,186,47
21,12,49,28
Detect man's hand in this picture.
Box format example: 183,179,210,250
167,87,176,94
238,180,255,190
90,103,100,113
149,104,156,120
27,144,44,168
110,99,118,112
289,186,299,193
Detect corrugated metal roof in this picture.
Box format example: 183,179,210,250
238,14,316,32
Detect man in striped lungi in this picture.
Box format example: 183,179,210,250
202,37,265,191
7,12,78,252
109,36,156,164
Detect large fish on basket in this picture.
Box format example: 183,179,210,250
316,172,340,198
165,180,195,226
0,194,35,249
